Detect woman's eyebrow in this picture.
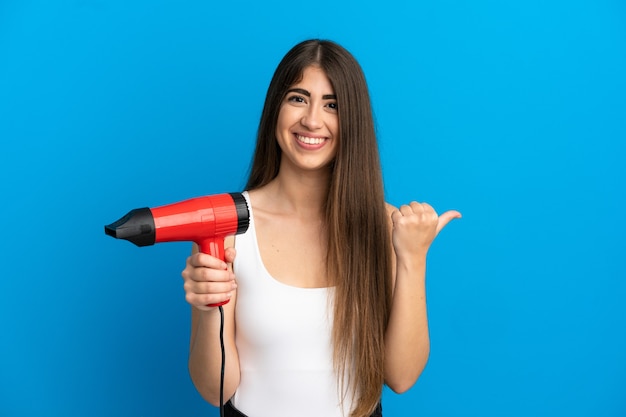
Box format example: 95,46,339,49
287,88,310,97
286,88,336,100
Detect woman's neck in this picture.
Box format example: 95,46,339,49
262,166,331,219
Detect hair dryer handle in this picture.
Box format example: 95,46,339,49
199,238,230,308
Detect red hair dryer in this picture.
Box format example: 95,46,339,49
104,192,249,307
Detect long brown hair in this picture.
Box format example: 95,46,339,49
246,39,393,417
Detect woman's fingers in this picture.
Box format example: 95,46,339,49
181,250,237,309
391,202,461,256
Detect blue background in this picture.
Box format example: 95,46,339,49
1,0,625,416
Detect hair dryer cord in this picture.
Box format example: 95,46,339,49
219,305,225,417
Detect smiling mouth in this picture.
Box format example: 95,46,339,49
296,134,327,145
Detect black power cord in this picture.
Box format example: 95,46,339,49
218,305,226,417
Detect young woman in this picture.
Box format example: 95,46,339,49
181,39,461,417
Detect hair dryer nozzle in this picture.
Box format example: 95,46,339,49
104,208,156,247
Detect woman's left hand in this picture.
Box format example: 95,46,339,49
391,202,461,258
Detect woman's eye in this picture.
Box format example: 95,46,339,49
327,102,338,110
288,95,306,103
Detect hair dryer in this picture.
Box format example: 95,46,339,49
104,192,250,307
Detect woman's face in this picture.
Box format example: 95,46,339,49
275,65,339,174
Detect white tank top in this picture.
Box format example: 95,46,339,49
231,192,353,417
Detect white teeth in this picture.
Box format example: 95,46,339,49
297,135,325,145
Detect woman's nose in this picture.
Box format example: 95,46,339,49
301,105,323,130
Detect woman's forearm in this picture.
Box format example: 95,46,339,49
188,306,240,406
384,255,430,393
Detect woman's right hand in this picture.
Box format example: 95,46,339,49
181,247,237,311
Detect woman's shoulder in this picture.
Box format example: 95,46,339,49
246,187,270,214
